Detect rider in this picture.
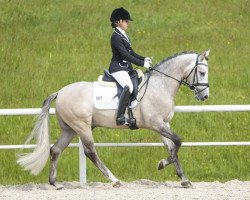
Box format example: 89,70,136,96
109,7,152,126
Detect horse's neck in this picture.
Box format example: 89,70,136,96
149,54,196,97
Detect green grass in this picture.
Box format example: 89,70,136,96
0,0,249,185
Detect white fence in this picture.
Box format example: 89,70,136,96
1,105,250,115
0,105,250,185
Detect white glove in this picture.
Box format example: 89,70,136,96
144,57,153,69
144,60,151,69
145,57,152,63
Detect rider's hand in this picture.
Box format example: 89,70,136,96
144,57,153,69
144,60,151,69
145,57,152,63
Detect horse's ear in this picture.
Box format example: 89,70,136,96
199,49,210,61
205,49,210,58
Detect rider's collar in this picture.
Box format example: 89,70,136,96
116,27,126,37
115,27,130,43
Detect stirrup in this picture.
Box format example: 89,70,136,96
127,117,138,130
126,106,139,130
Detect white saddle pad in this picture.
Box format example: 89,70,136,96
93,82,137,110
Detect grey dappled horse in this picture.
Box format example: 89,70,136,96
17,50,210,189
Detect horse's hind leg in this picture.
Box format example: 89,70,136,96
79,126,121,187
156,123,192,188
49,118,76,189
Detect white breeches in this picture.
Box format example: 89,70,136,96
111,71,133,93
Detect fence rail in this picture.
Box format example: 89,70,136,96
1,105,250,116
0,105,249,185
1,142,250,150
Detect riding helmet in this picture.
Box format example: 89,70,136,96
110,7,133,22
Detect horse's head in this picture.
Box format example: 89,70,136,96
185,50,210,101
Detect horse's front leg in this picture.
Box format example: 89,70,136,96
154,123,192,188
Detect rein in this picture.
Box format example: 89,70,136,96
137,54,209,101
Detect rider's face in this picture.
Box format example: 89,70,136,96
117,19,129,30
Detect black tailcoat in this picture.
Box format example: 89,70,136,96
109,28,145,73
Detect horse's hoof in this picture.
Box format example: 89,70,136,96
112,180,122,188
181,180,192,188
55,184,64,190
157,159,165,170
50,182,64,190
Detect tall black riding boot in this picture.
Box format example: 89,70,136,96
116,86,131,125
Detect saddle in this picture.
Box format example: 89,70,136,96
102,69,143,100
98,69,144,130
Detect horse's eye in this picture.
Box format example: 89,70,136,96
199,71,206,76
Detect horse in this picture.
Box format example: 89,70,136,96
17,50,210,189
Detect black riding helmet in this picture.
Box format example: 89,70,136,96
110,7,133,23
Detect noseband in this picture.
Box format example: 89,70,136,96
150,54,209,93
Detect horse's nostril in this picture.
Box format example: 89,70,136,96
204,95,208,99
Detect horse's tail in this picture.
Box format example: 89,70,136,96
17,92,58,175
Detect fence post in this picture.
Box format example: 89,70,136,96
79,138,86,185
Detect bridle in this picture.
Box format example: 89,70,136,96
137,54,209,101
150,54,209,93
